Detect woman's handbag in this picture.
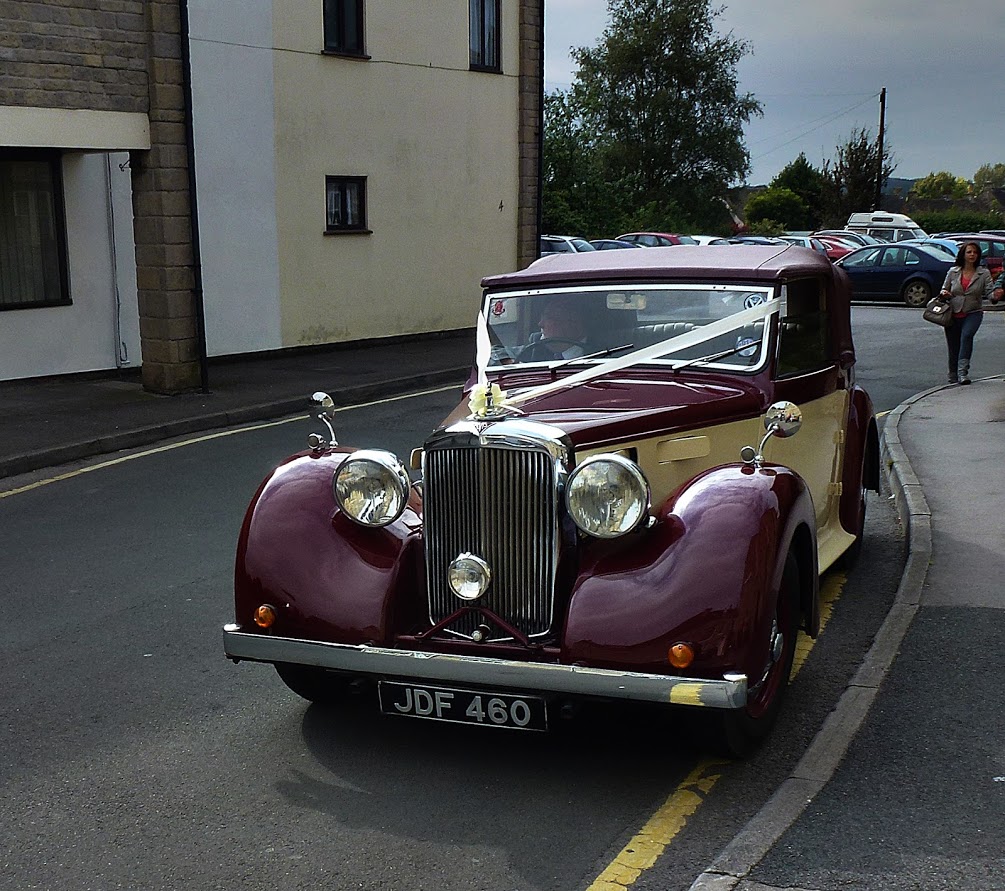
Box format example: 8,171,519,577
923,296,953,327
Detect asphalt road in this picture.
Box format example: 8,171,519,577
0,307,951,890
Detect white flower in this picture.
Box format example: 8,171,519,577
468,382,509,418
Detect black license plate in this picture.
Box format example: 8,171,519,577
378,682,547,731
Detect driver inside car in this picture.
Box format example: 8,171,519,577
521,300,591,361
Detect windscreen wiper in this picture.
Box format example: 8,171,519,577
671,339,762,371
548,342,636,372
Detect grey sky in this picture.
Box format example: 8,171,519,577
544,1,1005,185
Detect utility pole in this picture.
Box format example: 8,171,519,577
874,87,886,211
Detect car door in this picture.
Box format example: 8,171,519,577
840,246,884,297
869,245,918,298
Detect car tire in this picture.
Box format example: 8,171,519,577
274,662,351,705
715,552,801,757
836,494,866,569
902,279,931,307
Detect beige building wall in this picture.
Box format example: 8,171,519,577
271,3,522,347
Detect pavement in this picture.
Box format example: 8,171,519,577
2,335,1003,889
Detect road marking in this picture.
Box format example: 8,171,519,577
0,383,459,500
586,568,847,890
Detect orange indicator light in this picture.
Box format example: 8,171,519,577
668,643,694,669
254,604,277,629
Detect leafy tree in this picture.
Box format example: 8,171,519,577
770,153,826,227
744,187,813,231
547,0,761,233
973,163,1005,192
910,171,970,200
820,127,895,226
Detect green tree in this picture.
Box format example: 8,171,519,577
745,187,813,230
770,153,826,227
552,0,760,232
820,127,895,226
909,171,970,200
973,163,1005,192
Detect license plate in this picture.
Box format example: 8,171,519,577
378,681,547,731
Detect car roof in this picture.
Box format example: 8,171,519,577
482,244,836,289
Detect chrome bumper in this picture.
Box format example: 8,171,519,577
222,625,748,710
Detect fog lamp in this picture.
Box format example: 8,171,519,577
254,604,277,629
447,553,491,601
668,642,694,669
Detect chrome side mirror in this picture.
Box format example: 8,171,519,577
308,391,338,451
741,401,802,467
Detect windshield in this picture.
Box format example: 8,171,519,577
483,283,776,372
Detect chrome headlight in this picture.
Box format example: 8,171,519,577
565,454,650,538
333,449,411,527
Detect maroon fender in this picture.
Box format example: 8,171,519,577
839,384,879,535
234,449,423,645
562,463,817,681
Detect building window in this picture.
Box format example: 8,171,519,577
469,0,500,71
325,176,368,233
323,0,365,56
0,151,70,311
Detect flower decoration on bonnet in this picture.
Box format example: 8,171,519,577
467,382,513,419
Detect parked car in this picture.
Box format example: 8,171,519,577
690,234,731,245
980,229,1005,237
845,212,927,243
939,234,1005,279
835,243,954,306
616,231,698,247
223,245,879,755
727,235,789,246
540,235,596,256
589,238,643,250
898,237,964,260
812,230,884,247
780,235,850,261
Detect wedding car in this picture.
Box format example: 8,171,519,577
223,245,879,754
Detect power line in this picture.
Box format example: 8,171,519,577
749,93,879,160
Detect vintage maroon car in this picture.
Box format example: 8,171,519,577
223,245,879,754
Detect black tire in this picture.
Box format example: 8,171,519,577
836,494,866,569
274,663,351,705
902,279,931,308
716,552,801,757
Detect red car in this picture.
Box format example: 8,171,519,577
616,231,698,246
940,234,1005,279
223,246,879,755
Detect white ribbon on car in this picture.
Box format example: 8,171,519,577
473,298,780,411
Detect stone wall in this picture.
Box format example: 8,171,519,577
517,0,543,269
0,0,200,394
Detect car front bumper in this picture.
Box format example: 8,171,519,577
222,625,748,710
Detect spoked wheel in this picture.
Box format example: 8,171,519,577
274,663,352,705
902,279,931,308
717,552,801,756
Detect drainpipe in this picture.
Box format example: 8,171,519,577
179,0,210,393
536,0,545,252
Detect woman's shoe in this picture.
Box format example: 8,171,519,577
947,373,958,383
961,375,972,385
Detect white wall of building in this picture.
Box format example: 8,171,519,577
188,0,282,357
0,151,141,380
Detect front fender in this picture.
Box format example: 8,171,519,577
562,463,816,681
234,449,423,645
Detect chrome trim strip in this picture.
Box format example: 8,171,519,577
223,625,748,709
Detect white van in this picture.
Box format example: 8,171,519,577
846,212,927,242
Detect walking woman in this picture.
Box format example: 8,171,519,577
938,242,994,384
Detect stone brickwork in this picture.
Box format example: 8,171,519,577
517,0,543,269
130,0,200,393
0,0,200,394
0,0,148,112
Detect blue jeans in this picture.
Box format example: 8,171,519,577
945,310,983,376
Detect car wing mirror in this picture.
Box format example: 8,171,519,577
741,401,802,467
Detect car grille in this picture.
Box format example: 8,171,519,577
423,444,559,641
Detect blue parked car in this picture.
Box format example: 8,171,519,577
835,243,954,307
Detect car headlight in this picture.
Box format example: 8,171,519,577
333,450,411,527
565,454,650,538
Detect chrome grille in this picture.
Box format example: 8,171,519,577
424,444,559,640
